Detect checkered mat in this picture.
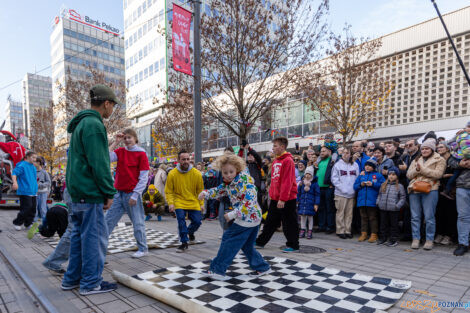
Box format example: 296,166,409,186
42,222,204,254
117,255,411,313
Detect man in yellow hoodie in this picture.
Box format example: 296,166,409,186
165,150,204,252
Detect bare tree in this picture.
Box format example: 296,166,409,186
297,26,394,144
30,101,62,173
55,68,136,148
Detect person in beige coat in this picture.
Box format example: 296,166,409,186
407,139,446,250
154,164,168,200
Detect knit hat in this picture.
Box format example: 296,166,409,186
324,133,334,140
365,158,377,170
263,155,272,162
423,131,437,143
299,160,308,168
148,184,156,190
387,166,400,177
305,166,314,177
421,138,436,151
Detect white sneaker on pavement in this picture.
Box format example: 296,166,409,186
14,225,22,231
131,251,149,258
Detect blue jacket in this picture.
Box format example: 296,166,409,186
12,161,38,196
297,176,320,216
353,171,385,208
355,152,370,172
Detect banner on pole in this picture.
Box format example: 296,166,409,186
172,4,192,75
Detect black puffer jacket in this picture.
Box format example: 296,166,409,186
448,156,470,189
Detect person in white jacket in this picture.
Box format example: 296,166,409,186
331,147,359,239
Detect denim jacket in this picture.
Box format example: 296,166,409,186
203,173,262,227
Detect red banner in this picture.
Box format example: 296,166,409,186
172,4,192,75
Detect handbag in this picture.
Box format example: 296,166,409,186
412,181,432,194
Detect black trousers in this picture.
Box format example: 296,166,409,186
435,195,458,239
13,195,37,227
256,199,299,250
379,210,400,241
40,206,69,238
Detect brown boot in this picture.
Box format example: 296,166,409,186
358,232,368,242
368,233,378,243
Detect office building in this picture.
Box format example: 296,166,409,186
22,73,53,138
4,98,24,136
50,7,125,146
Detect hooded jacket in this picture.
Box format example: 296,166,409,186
297,176,320,216
203,173,262,227
354,171,385,207
164,165,204,210
269,152,298,202
66,110,116,203
331,159,359,198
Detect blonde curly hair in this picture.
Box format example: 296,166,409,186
213,154,246,173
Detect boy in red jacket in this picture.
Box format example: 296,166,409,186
256,137,299,252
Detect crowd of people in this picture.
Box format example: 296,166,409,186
8,83,470,294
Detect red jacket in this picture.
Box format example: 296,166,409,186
269,152,297,202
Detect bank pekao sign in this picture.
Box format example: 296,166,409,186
56,9,120,36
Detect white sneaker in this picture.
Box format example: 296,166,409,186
201,270,230,281
131,251,149,258
14,225,22,231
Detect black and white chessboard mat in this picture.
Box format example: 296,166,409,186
131,255,411,313
42,222,204,254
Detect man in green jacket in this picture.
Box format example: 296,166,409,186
61,84,118,296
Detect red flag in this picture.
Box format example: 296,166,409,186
172,4,192,75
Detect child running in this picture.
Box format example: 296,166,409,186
105,128,150,258
198,154,270,280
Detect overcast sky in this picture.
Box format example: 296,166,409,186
1,0,469,123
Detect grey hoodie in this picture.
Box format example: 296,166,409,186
37,169,51,194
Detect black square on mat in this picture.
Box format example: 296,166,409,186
325,306,356,313
285,295,311,305
226,303,258,313
259,302,291,313
316,294,342,305
169,284,192,293
198,283,222,292
279,285,302,295
226,291,251,302
344,295,369,305
195,292,221,303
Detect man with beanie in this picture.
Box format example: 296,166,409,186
256,137,299,253
61,84,118,295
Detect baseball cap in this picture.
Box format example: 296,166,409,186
90,84,122,105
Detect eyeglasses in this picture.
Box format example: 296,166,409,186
405,144,414,148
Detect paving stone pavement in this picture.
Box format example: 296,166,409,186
0,208,469,313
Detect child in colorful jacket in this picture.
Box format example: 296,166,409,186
297,166,320,239
198,154,270,281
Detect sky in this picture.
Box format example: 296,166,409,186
1,0,469,123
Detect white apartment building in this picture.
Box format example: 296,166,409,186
50,7,125,146
22,73,53,139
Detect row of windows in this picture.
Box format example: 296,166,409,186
124,0,162,30
64,41,125,65
127,85,162,108
126,35,165,70
68,67,124,86
65,54,125,76
127,57,165,88
125,13,163,49
63,28,124,54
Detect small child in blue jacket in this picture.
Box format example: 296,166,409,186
198,154,270,281
354,159,385,243
297,166,320,239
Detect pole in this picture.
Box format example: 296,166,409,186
431,0,470,86
193,0,202,163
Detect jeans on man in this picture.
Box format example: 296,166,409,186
106,191,147,252
456,188,470,246
13,195,37,227
409,191,439,241
43,188,73,271
175,209,202,243
62,203,108,292
256,199,299,250
36,192,48,220
210,224,269,275
318,187,335,231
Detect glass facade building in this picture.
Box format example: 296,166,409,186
5,99,24,135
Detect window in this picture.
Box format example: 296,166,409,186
144,46,148,57
154,61,159,72
139,71,143,82
160,58,165,70
149,64,154,75
139,50,143,60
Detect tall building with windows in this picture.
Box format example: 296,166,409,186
4,98,24,136
50,7,125,146
22,73,53,138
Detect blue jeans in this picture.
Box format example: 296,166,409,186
175,209,202,243
318,187,335,231
409,191,439,241
43,188,73,271
62,203,108,291
210,224,269,275
456,188,470,246
105,191,147,252
36,193,48,219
